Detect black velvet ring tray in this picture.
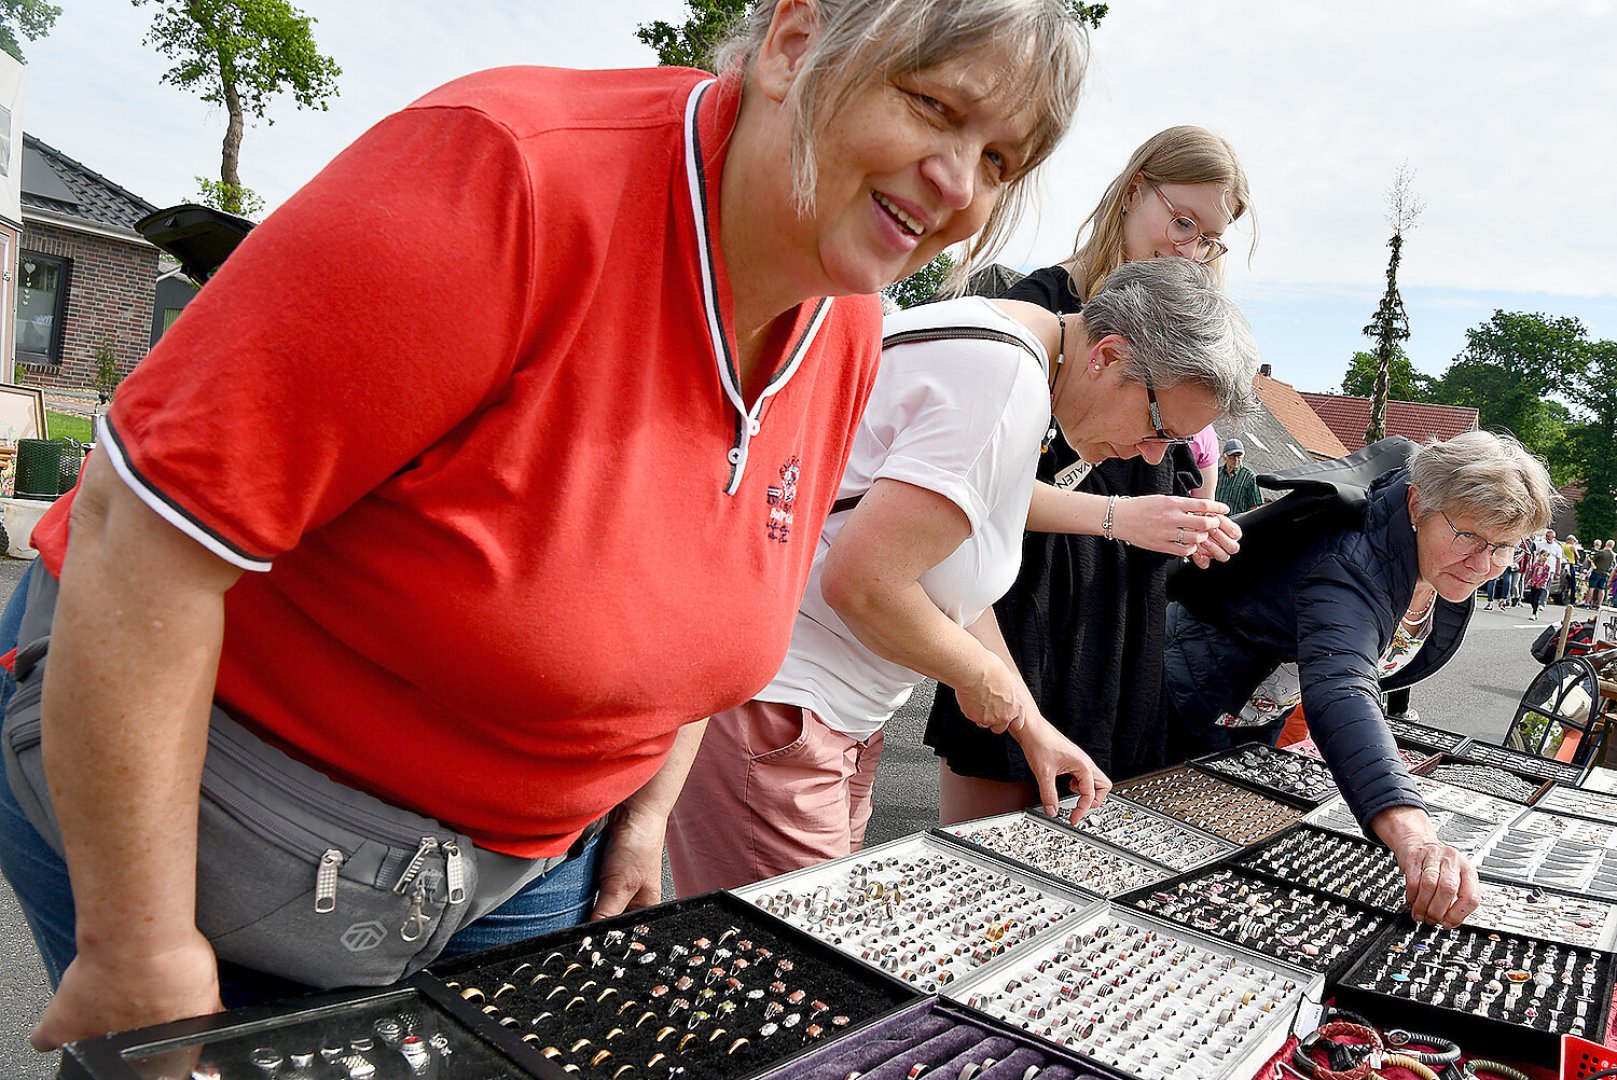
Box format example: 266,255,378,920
58,974,561,1080
1383,714,1472,755
1190,744,1340,808
753,996,1132,1080
1114,859,1390,984
427,890,919,1080
1332,915,1617,1067
1230,823,1406,914
1456,740,1588,786
1414,752,1554,806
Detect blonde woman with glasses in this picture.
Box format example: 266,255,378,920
927,126,1257,822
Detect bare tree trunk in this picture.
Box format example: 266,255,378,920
220,74,243,196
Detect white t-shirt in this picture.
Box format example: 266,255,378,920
762,298,1051,738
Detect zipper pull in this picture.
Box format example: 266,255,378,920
393,837,439,894
401,885,429,942
442,839,467,904
314,848,345,914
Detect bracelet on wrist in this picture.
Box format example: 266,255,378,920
1101,495,1121,542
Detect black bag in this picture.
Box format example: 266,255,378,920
1531,620,1594,664
1170,437,1419,615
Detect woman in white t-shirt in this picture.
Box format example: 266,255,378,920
669,258,1261,892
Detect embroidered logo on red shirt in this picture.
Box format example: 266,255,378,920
766,457,800,543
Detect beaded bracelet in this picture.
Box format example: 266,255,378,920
1101,495,1121,541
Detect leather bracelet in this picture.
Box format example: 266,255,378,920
1101,495,1121,541
1293,1020,1384,1080
1384,1027,1461,1065
1386,1055,1440,1080
1468,1061,1530,1080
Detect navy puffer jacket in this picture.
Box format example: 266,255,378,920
1163,467,1473,829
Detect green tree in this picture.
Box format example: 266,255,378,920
0,0,59,62
883,253,953,310
636,0,746,68
1361,165,1423,445
1571,339,1617,541
1431,311,1590,467
637,1,1108,69
1341,345,1433,402
134,0,340,218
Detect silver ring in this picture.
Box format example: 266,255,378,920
1176,527,1186,545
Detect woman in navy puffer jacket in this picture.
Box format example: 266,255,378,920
1162,430,1558,927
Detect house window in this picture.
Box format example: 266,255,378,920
16,252,70,364
162,307,184,334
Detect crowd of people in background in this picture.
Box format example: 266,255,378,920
1486,528,1616,616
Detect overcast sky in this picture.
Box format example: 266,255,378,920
21,1,1617,393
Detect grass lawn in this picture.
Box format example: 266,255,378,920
46,410,93,443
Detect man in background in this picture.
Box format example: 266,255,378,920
1215,438,1261,515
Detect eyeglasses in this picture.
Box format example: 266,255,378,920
1439,510,1519,566
1140,373,1193,447
1151,184,1229,266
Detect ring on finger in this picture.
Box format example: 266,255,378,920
1175,527,1186,544
1420,863,1441,877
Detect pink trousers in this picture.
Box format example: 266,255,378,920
667,698,884,895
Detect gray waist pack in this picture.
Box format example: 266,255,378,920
2,619,569,988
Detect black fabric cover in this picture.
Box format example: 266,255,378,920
1161,463,1475,830
922,265,1200,782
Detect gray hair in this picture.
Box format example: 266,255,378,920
1409,430,1561,535
715,0,1087,284
1079,258,1261,422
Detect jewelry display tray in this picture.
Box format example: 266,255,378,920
1227,823,1406,914
1302,794,1505,855
733,832,1094,991
1111,857,1391,985
937,809,1179,899
940,902,1323,1080
1475,812,1617,899
1189,744,1339,809
1384,713,1473,755
1456,739,1589,786
58,975,566,1080
1054,794,1240,873
1332,915,1617,1067
752,995,1132,1080
426,890,921,1080
1413,752,1554,806
1580,766,1617,796
1537,781,1617,824
1106,765,1305,846
1469,874,1617,952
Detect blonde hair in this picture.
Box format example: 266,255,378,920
1066,125,1254,302
716,0,1087,289
1409,430,1562,536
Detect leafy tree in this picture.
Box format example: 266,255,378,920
0,0,59,62
883,253,953,310
134,0,340,218
637,1,1107,69
1431,311,1589,456
1341,345,1433,402
1571,339,1617,541
636,0,746,69
1361,165,1423,445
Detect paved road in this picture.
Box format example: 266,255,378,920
0,581,1568,1076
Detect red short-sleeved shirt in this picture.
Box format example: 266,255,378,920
32,66,882,857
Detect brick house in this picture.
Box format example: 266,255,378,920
1297,391,1479,453
1251,366,1350,462
16,133,159,391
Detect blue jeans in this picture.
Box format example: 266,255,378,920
0,561,603,1005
